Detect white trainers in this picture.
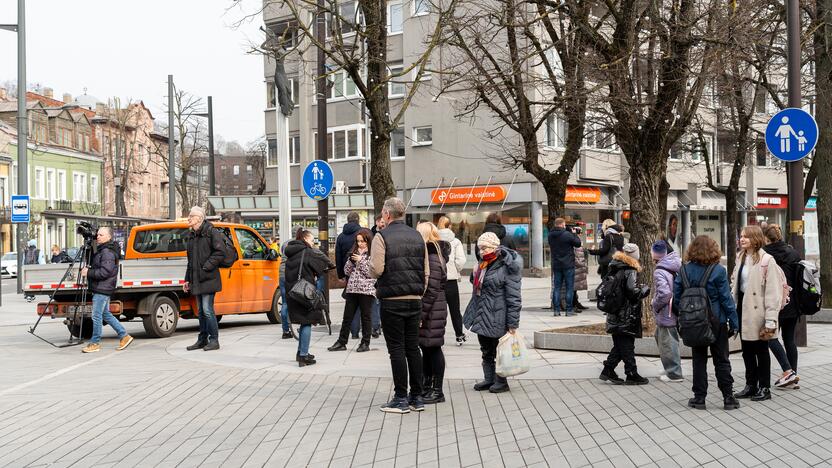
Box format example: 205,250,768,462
775,370,799,388
659,375,684,383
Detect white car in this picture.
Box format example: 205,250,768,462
1,252,18,278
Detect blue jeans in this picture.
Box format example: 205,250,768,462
196,293,219,342
90,293,126,344
297,324,312,356
279,276,290,333
552,268,575,313
352,298,381,335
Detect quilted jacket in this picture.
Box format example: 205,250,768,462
344,251,376,296
605,252,649,338
463,247,522,338
419,241,449,347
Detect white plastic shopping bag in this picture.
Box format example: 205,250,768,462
495,331,530,377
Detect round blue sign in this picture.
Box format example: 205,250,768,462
765,108,818,162
302,160,334,200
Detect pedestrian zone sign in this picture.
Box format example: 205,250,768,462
11,195,30,223
765,108,818,162
302,160,334,201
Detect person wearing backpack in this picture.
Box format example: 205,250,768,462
599,244,650,385
587,219,625,278
184,206,227,352
673,235,739,410
762,224,802,389
732,226,786,402
651,240,683,382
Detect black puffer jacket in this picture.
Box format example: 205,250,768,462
284,240,335,325
87,241,121,296
548,227,581,270
763,240,802,319
335,222,361,279
604,252,650,338
185,221,226,296
463,247,522,338
588,227,625,268
419,241,450,347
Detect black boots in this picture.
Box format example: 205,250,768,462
599,366,624,384
203,340,220,351
687,396,706,410
423,376,445,404
356,342,370,352
186,339,207,351
298,355,316,367
296,352,315,362
724,394,741,410
734,385,758,399
474,362,495,391
750,387,771,401
282,331,293,339
625,373,649,385
328,341,347,351
489,374,510,393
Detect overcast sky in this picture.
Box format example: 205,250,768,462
0,0,266,146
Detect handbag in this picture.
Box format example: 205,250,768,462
289,249,326,312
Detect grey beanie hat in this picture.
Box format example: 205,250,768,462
622,243,640,261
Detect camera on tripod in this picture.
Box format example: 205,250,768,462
76,221,98,246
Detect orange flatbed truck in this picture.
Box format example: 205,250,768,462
23,221,282,338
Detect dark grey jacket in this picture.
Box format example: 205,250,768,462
185,221,226,296
604,252,649,338
463,247,522,338
87,241,120,296
419,241,449,347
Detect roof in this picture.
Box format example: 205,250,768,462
0,100,46,113
73,93,102,110
45,108,69,118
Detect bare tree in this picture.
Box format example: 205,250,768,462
240,0,459,213
246,137,268,195
442,0,598,225
812,0,832,303
98,98,145,216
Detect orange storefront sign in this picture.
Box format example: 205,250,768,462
565,186,601,203
431,186,507,205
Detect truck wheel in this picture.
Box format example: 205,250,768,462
67,318,93,339
142,296,178,338
266,293,281,324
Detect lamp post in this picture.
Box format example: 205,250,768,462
2,0,28,294
195,96,215,215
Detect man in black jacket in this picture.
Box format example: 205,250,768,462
335,212,362,280
81,227,133,353
548,218,582,316
370,197,429,414
184,206,226,351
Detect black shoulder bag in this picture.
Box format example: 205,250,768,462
288,249,327,312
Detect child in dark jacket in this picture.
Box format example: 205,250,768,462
599,244,650,385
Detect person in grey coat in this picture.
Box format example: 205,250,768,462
463,232,522,394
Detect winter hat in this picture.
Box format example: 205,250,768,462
188,206,206,220
477,232,501,250
651,240,668,260
622,243,640,261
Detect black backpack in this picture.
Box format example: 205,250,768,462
793,260,822,315
677,263,717,347
596,270,627,314
215,228,239,268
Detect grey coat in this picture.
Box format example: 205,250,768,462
463,247,523,338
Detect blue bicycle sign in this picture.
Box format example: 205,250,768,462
302,161,334,200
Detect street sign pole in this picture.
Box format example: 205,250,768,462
15,0,27,294
316,0,330,309
168,75,176,220
786,0,808,346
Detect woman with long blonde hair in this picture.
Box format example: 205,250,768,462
732,225,786,402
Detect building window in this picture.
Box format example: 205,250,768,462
412,60,432,82
327,1,359,36
73,173,87,202
328,70,359,100
290,135,301,164
413,0,430,15
46,169,55,201
247,184,253,191
391,127,405,158
314,125,363,160
389,65,406,97
545,114,567,148
233,165,240,176
90,175,99,203
267,83,276,108
756,140,770,167
84,134,90,152
268,20,300,50
388,0,403,34
57,170,66,200
34,167,45,199
413,126,432,146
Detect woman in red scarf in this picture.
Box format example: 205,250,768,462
463,232,523,393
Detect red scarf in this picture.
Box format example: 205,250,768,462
473,251,499,295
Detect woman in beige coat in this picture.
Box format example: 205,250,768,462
731,225,785,402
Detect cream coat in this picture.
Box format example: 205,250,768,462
731,251,785,341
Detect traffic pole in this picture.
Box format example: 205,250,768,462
16,0,27,295
207,96,216,215
786,0,807,346
168,75,176,220
316,0,330,308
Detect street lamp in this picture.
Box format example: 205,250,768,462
194,96,216,215
2,0,28,295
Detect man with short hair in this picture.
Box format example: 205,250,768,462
184,206,226,351
548,217,582,316
371,214,385,236
81,227,133,353
370,197,429,413
335,212,362,281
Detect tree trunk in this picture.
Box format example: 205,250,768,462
369,131,395,214
815,0,832,305
725,188,739,276
627,154,664,273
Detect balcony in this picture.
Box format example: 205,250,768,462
0,206,10,223
48,200,73,212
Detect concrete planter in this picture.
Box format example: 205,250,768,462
806,308,832,324
534,329,742,358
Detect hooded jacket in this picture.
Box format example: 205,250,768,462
284,239,335,325
762,240,801,319
185,221,226,296
588,227,625,268
605,252,649,337
651,251,682,327
673,261,739,331
87,240,121,296
548,227,582,270
463,247,522,338
483,223,517,251
438,228,466,281
419,241,450,347
335,222,362,279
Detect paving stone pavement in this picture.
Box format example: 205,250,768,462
1,283,832,467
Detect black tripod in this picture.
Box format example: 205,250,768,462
28,242,94,348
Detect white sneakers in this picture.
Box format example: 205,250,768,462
775,370,800,388
660,375,684,383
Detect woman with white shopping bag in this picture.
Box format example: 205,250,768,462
463,232,523,393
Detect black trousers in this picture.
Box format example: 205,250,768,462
478,334,499,365
781,315,799,372
604,334,637,375
691,322,734,398
380,299,423,398
421,345,445,382
742,339,771,389
338,293,374,345
445,280,464,338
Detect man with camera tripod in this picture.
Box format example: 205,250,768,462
81,227,133,353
